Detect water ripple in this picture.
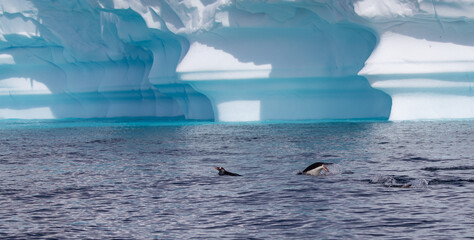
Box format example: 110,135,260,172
0,120,472,239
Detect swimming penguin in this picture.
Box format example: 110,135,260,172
215,167,241,176
298,162,333,176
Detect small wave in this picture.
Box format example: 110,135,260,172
86,138,124,144
403,156,431,162
369,175,474,188
368,175,429,189
400,155,445,162
422,166,474,172
410,179,430,188
67,151,87,157
428,178,474,186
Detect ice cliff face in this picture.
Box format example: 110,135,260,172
355,0,474,120
0,0,472,121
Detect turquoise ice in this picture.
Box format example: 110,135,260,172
0,1,472,121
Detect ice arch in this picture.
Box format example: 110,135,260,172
0,0,214,120
177,7,391,121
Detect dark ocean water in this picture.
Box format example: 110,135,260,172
0,119,473,239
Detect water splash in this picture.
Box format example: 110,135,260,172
369,175,429,189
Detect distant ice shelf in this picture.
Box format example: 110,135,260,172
0,0,472,121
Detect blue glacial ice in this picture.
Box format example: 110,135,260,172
0,0,472,121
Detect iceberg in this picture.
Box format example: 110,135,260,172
0,0,472,121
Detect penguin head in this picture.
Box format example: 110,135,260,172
215,166,226,174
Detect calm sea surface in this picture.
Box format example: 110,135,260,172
0,119,473,239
